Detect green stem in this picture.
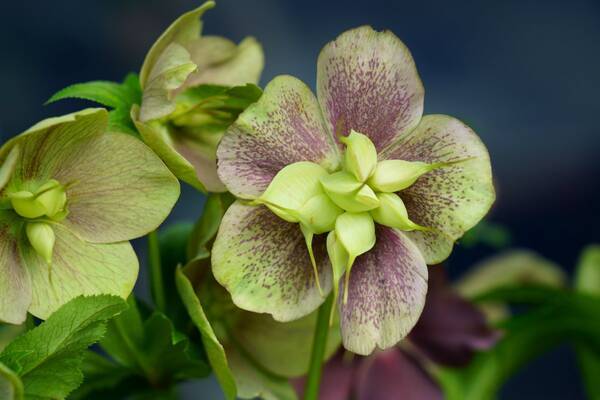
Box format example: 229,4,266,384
304,294,334,400
148,230,166,312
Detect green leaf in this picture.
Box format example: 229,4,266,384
176,267,237,400
436,287,600,400
68,351,134,400
574,245,600,296
575,341,600,400
0,361,23,400
46,74,142,137
187,193,235,260
0,295,127,400
101,296,210,388
46,81,131,108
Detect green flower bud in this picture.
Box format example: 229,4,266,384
340,130,377,182
320,171,379,212
9,180,67,220
298,193,343,234
335,212,376,303
368,159,440,193
26,222,56,265
258,161,328,217
370,192,426,231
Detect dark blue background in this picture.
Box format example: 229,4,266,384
2,0,599,398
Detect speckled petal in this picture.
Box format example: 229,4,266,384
212,201,332,321
0,220,31,324
217,75,340,199
382,114,495,264
356,349,442,400
25,225,138,320
339,226,427,355
317,26,424,152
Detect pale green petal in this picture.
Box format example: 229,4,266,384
139,1,215,89
25,225,138,320
47,126,180,243
0,145,19,192
185,36,264,88
133,107,207,192
298,194,343,234
383,115,495,264
575,245,600,296
25,222,55,265
0,221,31,325
226,347,298,400
212,201,332,322
139,43,197,122
320,172,379,212
326,231,349,309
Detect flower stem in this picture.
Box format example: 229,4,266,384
148,230,166,312
304,293,334,400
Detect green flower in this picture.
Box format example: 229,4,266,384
212,26,495,354
132,1,264,192
0,109,179,324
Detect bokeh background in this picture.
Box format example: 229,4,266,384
2,0,599,398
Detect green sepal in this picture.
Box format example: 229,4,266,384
368,159,439,193
370,192,426,231
25,222,55,265
340,130,377,182
334,212,376,302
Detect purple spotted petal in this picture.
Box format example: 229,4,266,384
356,349,442,400
217,75,340,199
339,226,427,355
211,201,332,322
382,114,495,264
317,26,424,152
409,267,500,367
292,351,356,400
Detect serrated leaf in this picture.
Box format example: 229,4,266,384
101,296,210,389
46,81,130,108
0,295,127,400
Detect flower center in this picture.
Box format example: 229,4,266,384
7,179,68,264
255,130,443,305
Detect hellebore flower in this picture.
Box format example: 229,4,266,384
0,109,179,324
212,26,494,354
293,268,499,400
133,1,264,192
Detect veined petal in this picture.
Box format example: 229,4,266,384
212,201,332,322
217,75,340,199
133,107,207,192
0,221,31,324
339,226,427,355
24,224,138,320
356,349,442,400
382,115,495,264
317,26,424,152
184,36,264,88
4,108,179,243
139,1,215,89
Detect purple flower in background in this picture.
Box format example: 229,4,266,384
294,268,499,399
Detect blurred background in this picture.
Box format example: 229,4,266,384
1,0,599,398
